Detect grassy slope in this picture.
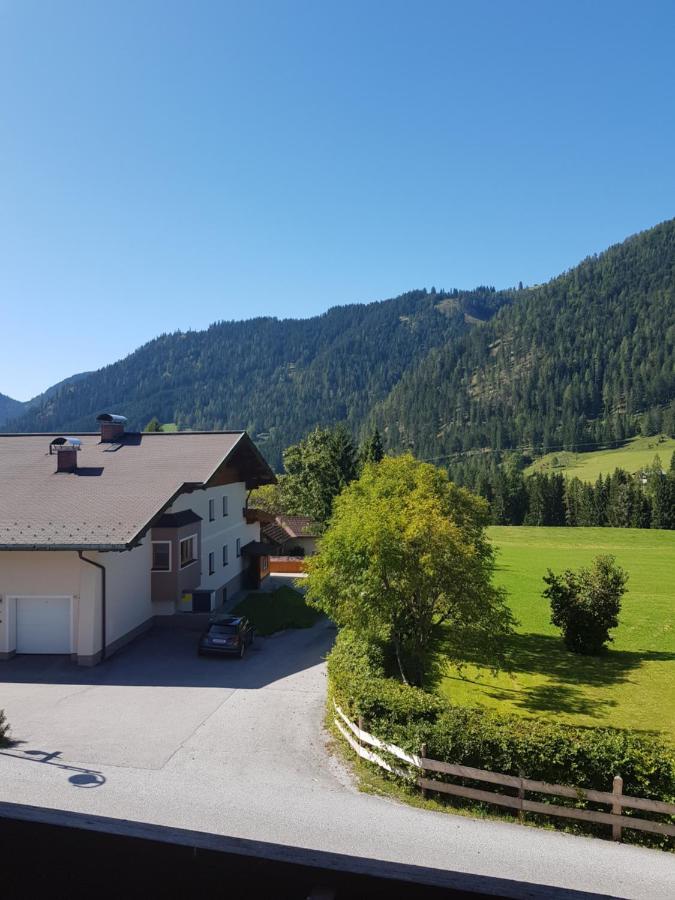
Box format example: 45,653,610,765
525,434,675,481
232,586,321,636
440,527,675,741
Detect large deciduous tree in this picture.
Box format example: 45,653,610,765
305,454,515,687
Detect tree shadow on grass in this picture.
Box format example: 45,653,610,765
446,632,675,723
461,632,675,688
484,682,618,718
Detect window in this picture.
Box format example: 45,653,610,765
236,538,241,557
152,542,171,571
222,544,229,566
209,499,215,521
208,551,215,575
179,535,196,569
222,495,228,517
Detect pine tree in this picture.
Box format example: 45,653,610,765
359,428,384,466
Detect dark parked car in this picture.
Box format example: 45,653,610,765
198,615,255,658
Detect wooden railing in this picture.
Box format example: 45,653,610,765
333,703,675,842
269,556,306,574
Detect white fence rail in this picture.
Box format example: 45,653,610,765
333,702,675,842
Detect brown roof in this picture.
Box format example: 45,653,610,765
276,515,319,538
0,431,275,550
261,521,290,546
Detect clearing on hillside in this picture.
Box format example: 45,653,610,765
525,434,675,482
440,527,675,741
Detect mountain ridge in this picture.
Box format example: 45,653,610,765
4,218,674,468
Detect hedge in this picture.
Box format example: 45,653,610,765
0,709,9,746
328,629,675,844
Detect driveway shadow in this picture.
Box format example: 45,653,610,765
0,618,336,690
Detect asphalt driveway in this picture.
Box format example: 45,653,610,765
0,615,333,770
1,618,673,899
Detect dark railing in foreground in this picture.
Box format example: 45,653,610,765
333,702,675,843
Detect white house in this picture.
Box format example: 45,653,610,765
0,414,276,665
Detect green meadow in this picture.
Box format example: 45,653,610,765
440,527,675,742
525,434,675,482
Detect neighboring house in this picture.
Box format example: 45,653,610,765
0,413,275,665
261,515,320,557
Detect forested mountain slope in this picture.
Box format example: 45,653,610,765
5,219,674,469
4,289,509,467
0,393,24,427
370,219,675,459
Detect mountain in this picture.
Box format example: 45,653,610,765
3,290,510,468
0,373,91,429
369,219,675,459
0,393,24,427
4,219,674,468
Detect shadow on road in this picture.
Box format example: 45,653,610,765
0,747,106,788
0,618,336,691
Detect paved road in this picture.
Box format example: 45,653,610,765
0,619,673,898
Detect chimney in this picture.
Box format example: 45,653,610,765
50,437,81,473
97,412,127,443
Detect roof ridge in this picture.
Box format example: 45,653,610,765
0,430,247,437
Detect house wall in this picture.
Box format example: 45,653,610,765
280,535,317,556
92,540,153,662
0,541,153,665
0,483,260,664
0,551,82,660
167,481,259,605
151,520,202,613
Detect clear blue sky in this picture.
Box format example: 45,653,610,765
1,0,674,400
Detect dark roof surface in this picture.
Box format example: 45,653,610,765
0,431,274,550
154,509,203,529
241,540,277,556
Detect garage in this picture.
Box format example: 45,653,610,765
14,596,72,654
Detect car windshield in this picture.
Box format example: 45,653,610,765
209,624,237,635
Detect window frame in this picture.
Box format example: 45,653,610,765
222,544,229,567
222,495,229,517
208,498,215,522
208,551,215,575
236,538,241,558
179,534,198,570
151,541,172,572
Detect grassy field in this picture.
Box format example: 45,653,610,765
440,527,675,741
525,434,675,481
232,586,321,635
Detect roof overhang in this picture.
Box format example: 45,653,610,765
241,540,277,556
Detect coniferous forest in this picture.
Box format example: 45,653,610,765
3,219,675,484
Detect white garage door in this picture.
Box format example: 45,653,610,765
15,596,72,654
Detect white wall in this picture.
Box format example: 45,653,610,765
92,539,152,647
0,551,82,657
0,541,152,661
168,482,259,593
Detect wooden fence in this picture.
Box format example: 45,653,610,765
269,556,306,574
333,703,675,843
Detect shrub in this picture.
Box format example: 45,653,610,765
543,555,628,654
0,709,9,746
327,629,675,843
